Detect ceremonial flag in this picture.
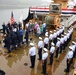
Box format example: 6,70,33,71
10,11,14,25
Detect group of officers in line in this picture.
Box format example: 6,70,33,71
28,26,76,75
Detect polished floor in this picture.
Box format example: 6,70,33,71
0,28,76,75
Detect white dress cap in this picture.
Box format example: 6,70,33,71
57,38,60,40
43,48,48,52
45,34,48,37
54,30,56,32
30,43,34,46
64,33,66,35
61,34,64,37
50,31,52,33
39,37,42,40
51,42,55,46
69,46,73,50
72,41,76,44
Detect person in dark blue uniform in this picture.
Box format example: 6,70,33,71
11,33,17,50
16,31,21,47
19,27,24,44
25,27,29,45
18,22,22,30
2,22,6,34
4,33,11,53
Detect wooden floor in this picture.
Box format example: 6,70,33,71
0,28,76,75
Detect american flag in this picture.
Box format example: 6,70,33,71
10,11,14,25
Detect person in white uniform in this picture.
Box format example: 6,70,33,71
60,35,64,53
64,46,73,72
38,37,44,60
29,43,36,68
49,31,53,50
44,34,49,49
49,42,55,65
55,38,61,58
53,30,57,45
42,48,48,75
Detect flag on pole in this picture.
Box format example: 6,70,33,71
19,12,23,29
10,11,15,25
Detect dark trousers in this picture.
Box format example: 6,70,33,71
49,40,52,50
30,55,36,68
44,44,48,49
53,38,56,45
38,48,42,60
42,59,47,74
6,45,11,52
26,37,28,44
55,47,59,58
66,59,71,72
50,53,54,65
60,44,62,53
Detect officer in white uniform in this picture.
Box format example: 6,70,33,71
60,35,64,53
49,31,53,50
49,42,55,65
38,37,44,60
55,38,61,58
42,48,48,75
70,41,76,65
64,33,67,49
64,46,73,72
71,41,76,58
53,30,57,45
44,34,49,49
72,41,76,57
29,43,36,68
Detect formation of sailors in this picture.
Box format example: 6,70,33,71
28,26,76,75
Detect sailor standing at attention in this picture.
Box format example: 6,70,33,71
29,43,36,68
44,34,49,49
48,42,55,65
64,46,73,72
49,31,53,50
42,48,48,75
38,37,44,60
55,38,61,58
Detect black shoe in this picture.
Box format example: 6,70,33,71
71,66,75,69
64,69,67,72
38,58,40,60
30,66,32,68
64,69,69,73
48,63,51,65
30,66,34,68
41,72,44,74
56,60,59,62
7,51,11,53
44,73,48,75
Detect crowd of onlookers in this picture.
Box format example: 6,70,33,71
1,21,47,53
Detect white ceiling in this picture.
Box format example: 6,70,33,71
0,0,54,9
